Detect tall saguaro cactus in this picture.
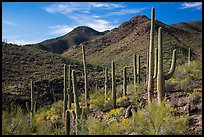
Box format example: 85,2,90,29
112,61,116,109
123,67,127,96
68,65,72,109
147,7,155,104
133,54,137,86
157,27,177,105
137,55,141,84
72,70,80,135
64,64,68,118
104,67,108,100
188,48,191,66
82,44,89,107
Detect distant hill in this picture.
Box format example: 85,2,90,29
31,26,106,54
171,21,202,32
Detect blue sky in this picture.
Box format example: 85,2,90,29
2,2,202,45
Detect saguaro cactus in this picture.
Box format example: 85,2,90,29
65,110,70,135
112,61,116,109
188,48,191,66
147,7,155,104
68,65,72,109
104,67,108,100
137,55,141,84
157,27,177,105
153,48,158,79
133,54,137,86
30,80,35,127
64,64,68,118
72,70,80,135
82,44,89,107
123,67,127,96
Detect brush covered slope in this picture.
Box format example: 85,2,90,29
2,42,103,110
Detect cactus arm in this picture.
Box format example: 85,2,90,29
164,49,177,80
153,48,158,79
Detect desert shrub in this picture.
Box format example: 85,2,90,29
2,106,32,135
84,115,120,135
130,100,189,135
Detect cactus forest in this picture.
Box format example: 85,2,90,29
2,7,202,135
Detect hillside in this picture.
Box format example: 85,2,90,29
63,15,202,77
30,26,106,54
2,42,104,110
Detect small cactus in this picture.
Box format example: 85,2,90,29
157,27,177,105
112,61,116,109
188,48,191,66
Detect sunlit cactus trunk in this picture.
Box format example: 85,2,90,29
147,7,155,104
82,44,89,107
68,65,72,109
157,27,177,105
112,61,116,109
63,64,68,118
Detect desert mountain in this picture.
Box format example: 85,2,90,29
62,15,202,75
31,26,106,54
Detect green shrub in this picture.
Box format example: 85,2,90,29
130,100,189,135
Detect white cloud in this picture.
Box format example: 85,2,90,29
180,2,202,10
106,7,147,16
5,39,40,45
3,20,19,26
44,2,146,33
48,25,75,35
89,2,126,9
